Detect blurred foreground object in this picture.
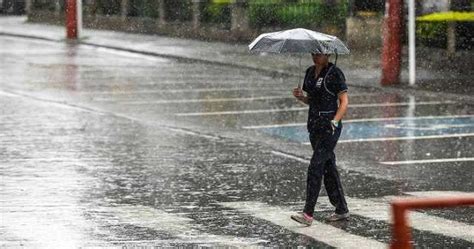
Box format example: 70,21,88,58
390,195,474,249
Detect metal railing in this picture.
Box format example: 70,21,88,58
390,196,474,249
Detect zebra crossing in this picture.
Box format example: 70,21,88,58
91,204,266,247
90,191,472,247
219,201,387,248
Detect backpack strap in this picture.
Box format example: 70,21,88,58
323,65,336,96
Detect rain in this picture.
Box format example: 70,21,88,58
0,0,473,248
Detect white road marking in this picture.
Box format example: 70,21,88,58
219,201,387,249
380,157,474,165
271,151,310,164
244,122,306,129
122,95,292,104
176,101,456,116
271,151,392,181
0,90,222,141
81,87,289,94
384,123,474,131
315,195,474,242
164,127,220,140
302,133,474,144
98,204,266,246
349,100,456,108
404,191,474,198
242,114,474,129
177,107,307,116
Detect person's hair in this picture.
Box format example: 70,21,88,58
311,53,331,57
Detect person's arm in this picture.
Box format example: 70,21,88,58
293,87,310,105
332,91,348,127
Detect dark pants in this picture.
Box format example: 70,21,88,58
303,125,348,216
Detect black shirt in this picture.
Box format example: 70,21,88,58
302,63,348,131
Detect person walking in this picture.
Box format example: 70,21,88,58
290,53,349,226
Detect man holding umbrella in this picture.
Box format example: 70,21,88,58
248,28,350,225
291,53,349,225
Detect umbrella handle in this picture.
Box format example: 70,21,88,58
297,55,302,89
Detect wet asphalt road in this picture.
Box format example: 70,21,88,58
1,36,473,248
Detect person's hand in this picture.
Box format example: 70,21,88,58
331,120,339,135
293,87,304,100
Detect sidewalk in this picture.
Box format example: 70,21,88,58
1,16,472,97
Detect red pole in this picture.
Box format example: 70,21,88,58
381,0,403,85
390,196,474,249
390,201,412,249
66,0,78,39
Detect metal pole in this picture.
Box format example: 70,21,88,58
25,0,32,15
447,22,456,57
121,0,129,21
408,0,416,86
66,0,78,39
381,0,403,85
77,0,82,38
390,202,411,249
192,0,201,31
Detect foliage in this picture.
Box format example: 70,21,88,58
163,0,192,22
33,0,349,31
416,21,447,48
248,0,348,29
202,2,232,27
129,0,160,18
32,0,57,11
96,0,121,16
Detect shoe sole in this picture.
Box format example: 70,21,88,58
326,215,350,222
291,216,312,226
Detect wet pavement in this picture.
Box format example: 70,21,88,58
1,30,473,248
1,16,473,96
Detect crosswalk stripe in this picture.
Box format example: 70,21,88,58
121,95,292,104
219,201,387,249
302,133,474,144
405,191,474,199
242,114,474,129
176,101,456,117
99,204,266,246
316,196,474,242
380,157,474,165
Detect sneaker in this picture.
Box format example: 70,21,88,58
291,212,313,226
326,212,350,222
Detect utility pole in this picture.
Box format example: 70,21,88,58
381,0,403,85
66,0,82,39
408,0,416,86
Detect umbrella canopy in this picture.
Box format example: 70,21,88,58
416,11,474,22
248,28,350,54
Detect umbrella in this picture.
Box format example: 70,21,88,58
248,28,350,87
248,28,350,54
